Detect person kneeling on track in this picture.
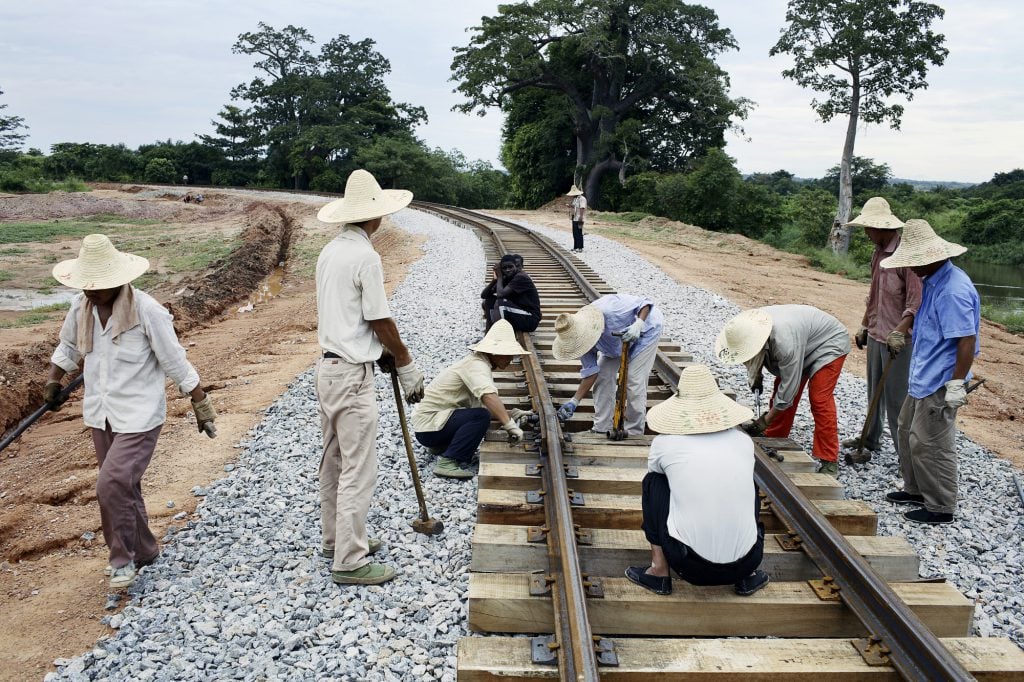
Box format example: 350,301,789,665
625,365,769,597
412,320,533,479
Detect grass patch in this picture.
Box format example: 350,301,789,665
0,307,67,329
82,213,162,226
982,305,1024,335
292,232,333,276
0,269,12,282
0,221,113,244
596,211,652,224
32,301,72,313
166,237,234,271
0,247,29,256
802,248,872,281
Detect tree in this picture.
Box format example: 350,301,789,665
0,86,28,152
818,156,892,198
143,158,177,183
771,0,947,254
452,0,748,207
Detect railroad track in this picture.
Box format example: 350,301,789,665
412,202,1024,681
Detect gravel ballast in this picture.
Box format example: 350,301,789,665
50,208,1022,680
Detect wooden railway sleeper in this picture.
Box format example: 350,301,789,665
853,635,894,666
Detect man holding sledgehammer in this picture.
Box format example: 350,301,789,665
314,169,425,586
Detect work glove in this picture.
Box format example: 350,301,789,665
509,408,535,425
501,419,524,444
621,317,645,343
944,380,968,409
396,362,425,404
43,381,67,411
556,398,578,422
854,326,868,350
191,394,218,438
886,331,906,358
741,414,769,437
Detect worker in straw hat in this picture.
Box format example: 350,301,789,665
412,320,532,479
879,219,979,525
566,185,588,253
553,294,664,435
315,168,426,585
842,197,922,464
625,365,769,597
715,305,849,476
44,234,218,590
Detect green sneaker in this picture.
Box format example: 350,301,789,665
433,456,474,479
425,446,445,456
818,461,839,477
322,537,382,560
331,562,396,585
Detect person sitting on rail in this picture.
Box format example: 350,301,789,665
480,254,542,333
880,219,980,525
715,305,850,477
43,234,218,591
412,320,533,479
625,365,769,597
552,294,664,436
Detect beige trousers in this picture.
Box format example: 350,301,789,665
896,388,958,514
592,339,660,435
316,358,379,571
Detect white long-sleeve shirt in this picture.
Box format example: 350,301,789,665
51,290,200,433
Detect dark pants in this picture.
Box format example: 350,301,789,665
640,472,764,586
571,221,584,250
415,407,491,464
488,301,540,333
92,422,162,569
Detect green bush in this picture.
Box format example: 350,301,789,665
143,157,177,183
960,199,1020,245
783,188,836,246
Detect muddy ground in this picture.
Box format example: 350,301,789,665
0,190,1020,678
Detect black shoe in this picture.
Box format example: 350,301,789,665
885,491,925,505
844,449,872,465
904,508,954,525
624,566,672,595
734,569,770,596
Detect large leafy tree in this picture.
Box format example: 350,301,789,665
0,86,28,152
452,0,747,206
771,0,947,254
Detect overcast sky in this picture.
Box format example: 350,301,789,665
2,1,1021,183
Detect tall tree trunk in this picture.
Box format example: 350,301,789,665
831,80,861,255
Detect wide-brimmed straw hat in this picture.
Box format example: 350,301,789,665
714,309,773,365
52,234,149,291
469,319,529,355
845,197,904,230
566,185,583,197
552,304,604,360
317,169,413,224
880,219,967,269
647,365,754,435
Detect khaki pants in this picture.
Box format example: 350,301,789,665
592,338,660,435
897,389,958,514
864,337,912,453
316,358,378,571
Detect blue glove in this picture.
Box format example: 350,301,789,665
556,398,578,421
621,317,645,343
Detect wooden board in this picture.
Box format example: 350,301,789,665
467,573,973,637
457,636,1024,680
469,524,920,582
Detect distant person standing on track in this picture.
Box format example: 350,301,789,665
567,185,587,253
716,305,850,476
480,254,542,333
314,169,425,586
881,220,980,525
43,234,218,590
843,198,922,463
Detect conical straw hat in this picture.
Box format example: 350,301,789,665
468,319,529,355
845,196,904,230
566,185,583,197
714,309,773,365
552,304,604,360
880,219,967,269
647,365,754,435
52,234,150,291
317,169,413,223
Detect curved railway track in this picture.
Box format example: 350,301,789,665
414,202,1023,681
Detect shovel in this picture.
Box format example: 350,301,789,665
389,369,444,536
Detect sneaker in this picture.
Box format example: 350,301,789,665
904,508,954,525
734,569,770,596
105,552,157,577
885,491,925,505
433,456,474,479
425,446,445,457
624,565,672,595
331,562,396,585
109,562,137,589
818,461,839,477
322,538,382,560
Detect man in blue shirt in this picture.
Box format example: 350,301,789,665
879,219,980,525
551,294,664,435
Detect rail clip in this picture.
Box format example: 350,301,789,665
852,636,892,666
594,637,620,667
529,574,555,596
809,576,842,601
776,533,803,551
530,635,559,665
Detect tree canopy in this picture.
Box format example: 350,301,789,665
771,0,947,253
0,86,28,152
452,0,748,206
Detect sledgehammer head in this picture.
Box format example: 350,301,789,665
411,517,444,536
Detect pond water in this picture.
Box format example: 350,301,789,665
0,288,78,312
958,258,1024,313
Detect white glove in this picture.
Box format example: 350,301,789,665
944,380,968,409
501,419,524,444
396,362,425,404
621,317,645,343
510,408,535,424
